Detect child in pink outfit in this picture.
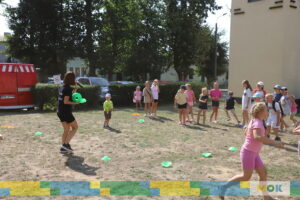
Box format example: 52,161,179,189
133,86,142,109
185,84,196,122
220,102,284,200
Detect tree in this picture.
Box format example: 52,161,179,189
196,27,229,85
165,0,218,81
97,0,141,81
6,0,77,78
124,0,169,81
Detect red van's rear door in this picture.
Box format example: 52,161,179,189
16,64,37,106
0,64,18,106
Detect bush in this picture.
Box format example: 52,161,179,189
32,84,100,111
109,82,207,106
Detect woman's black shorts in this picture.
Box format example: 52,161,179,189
178,103,187,109
212,100,220,107
57,112,75,123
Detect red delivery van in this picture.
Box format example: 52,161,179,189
0,63,37,109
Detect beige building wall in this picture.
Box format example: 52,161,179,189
229,0,300,97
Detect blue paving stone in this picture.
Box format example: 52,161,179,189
139,181,150,189
150,188,160,196
49,181,100,196
291,181,300,188
200,181,249,196
0,188,10,196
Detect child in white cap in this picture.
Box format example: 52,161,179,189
103,93,113,128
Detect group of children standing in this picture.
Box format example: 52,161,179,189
133,79,160,117
173,82,241,126
240,80,299,141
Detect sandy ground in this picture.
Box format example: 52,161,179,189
0,105,299,200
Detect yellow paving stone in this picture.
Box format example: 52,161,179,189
240,181,250,189
0,181,50,196
90,181,101,189
160,188,200,196
101,188,110,196
150,181,191,189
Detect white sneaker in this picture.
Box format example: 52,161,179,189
243,125,248,129
213,120,218,124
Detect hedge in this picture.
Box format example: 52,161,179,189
109,82,207,106
32,84,100,111
32,82,207,110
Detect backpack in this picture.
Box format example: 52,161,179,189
266,101,284,115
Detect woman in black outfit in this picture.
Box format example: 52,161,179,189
57,72,79,153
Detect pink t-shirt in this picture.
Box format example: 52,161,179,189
185,90,195,103
291,103,298,113
134,90,142,101
210,89,222,101
242,118,265,153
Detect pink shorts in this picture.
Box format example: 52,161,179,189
240,148,264,170
187,102,193,107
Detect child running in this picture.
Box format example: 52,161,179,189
185,83,196,123
197,88,208,124
224,91,242,126
0,134,3,140
220,102,284,200
103,93,113,129
133,86,142,109
265,93,281,141
209,82,223,123
174,85,188,125
289,95,298,126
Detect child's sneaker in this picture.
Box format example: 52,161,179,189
275,136,281,141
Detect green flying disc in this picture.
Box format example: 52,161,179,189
72,93,87,104
138,119,145,123
101,156,111,162
201,153,212,158
161,161,172,168
35,132,44,136
228,147,238,151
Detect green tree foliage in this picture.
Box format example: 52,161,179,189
165,0,218,81
97,0,141,81
195,26,228,85
6,0,76,78
5,0,227,84
124,0,169,81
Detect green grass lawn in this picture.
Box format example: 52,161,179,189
0,104,299,200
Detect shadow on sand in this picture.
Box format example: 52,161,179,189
64,154,99,176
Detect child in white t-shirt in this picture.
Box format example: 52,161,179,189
0,134,3,140
242,80,252,129
265,93,281,141
151,79,160,116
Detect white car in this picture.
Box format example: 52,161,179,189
76,77,110,101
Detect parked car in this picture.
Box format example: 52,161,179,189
76,77,109,100
47,77,63,84
110,81,135,85
0,63,37,109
